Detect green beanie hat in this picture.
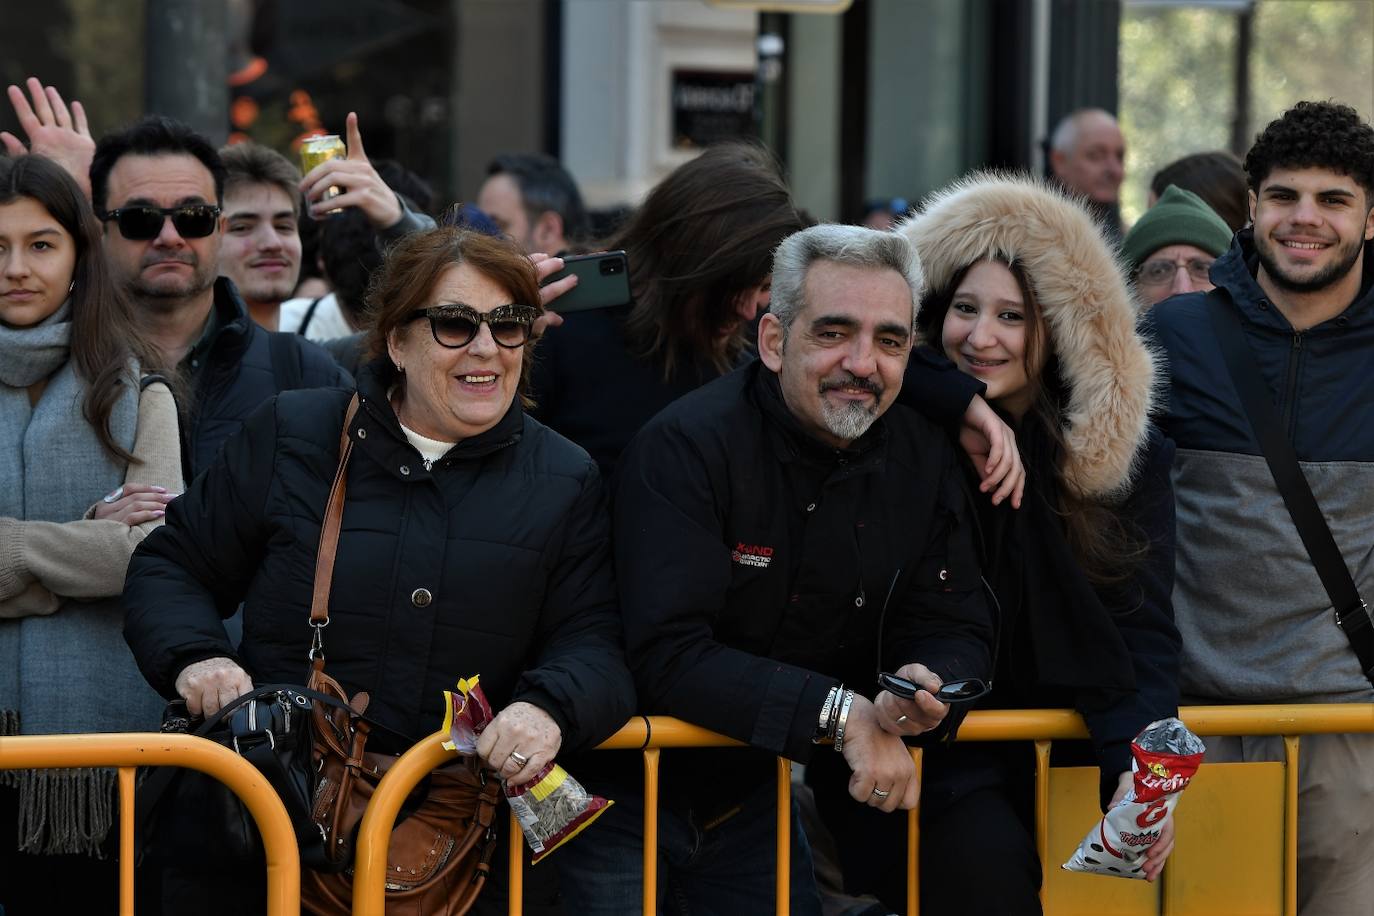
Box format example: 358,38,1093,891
1121,185,1233,270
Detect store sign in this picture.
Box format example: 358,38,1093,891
671,70,756,149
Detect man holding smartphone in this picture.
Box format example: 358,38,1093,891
555,225,994,913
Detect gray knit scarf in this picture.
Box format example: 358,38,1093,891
0,302,164,856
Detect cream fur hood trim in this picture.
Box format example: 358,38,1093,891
897,172,1157,500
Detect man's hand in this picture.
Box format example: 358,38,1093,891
1109,770,1175,882
475,701,563,788
528,252,577,337
299,112,402,229
2,79,95,201
839,694,920,813
174,657,253,718
959,394,1025,508
872,662,950,737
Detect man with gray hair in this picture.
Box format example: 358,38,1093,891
1049,107,1127,241
556,224,994,913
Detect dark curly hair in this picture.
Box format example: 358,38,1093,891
1244,101,1374,198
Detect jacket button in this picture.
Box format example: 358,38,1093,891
356,427,367,439
806,502,816,512
1258,300,1270,311
400,464,411,475
411,588,433,608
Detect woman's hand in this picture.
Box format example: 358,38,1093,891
1109,769,1175,882
475,701,562,787
529,253,577,337
91,483,174,526
959,395,1025,508
174,657,253,718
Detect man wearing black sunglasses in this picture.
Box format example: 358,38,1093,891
89,114,348,478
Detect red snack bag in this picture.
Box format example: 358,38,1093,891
1063,717,1206,879
440,676,613,862
505,761,613,863
441,675,494,754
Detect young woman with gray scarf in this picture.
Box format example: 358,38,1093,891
0,153,182,912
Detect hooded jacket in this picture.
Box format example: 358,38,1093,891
1148,231,1374,704
899,174,1181,800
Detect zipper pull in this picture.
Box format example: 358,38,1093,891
422,457,433,471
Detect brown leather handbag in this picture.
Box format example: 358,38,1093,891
299,395,503,916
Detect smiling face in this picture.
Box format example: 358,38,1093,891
0,196,78,329
1250,166,1374,296
941,259,1046,420
219,182,301,308
102,152,222,312
759,259,913,448
387,262,524,442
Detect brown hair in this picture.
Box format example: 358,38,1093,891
363,227,542,400
219,142,303,217
1150,150,1248,233
917,257,1145,587
608,142,804,380
0,154,159,463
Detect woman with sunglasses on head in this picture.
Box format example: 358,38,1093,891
123,226,635,914
0,154,182,912
815,175,1181,915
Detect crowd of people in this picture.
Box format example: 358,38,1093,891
1,68,1373,916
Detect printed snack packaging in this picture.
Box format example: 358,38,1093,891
1063,717,1205,879
443,676,613,863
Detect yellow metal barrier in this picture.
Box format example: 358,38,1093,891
352,704,1374,916
0,731,302,916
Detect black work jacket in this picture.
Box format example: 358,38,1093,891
124,361,635,751
611,361,993,803
185,278,349,478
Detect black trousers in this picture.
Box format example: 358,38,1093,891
807,742,1043,916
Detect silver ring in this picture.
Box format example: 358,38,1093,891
508,750,529,767
870,787,890,799
895,715,909,726
103,487,124,504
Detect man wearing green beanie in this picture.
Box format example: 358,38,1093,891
1122,184,1234,306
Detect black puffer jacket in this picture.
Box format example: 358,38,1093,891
187,278,350,477
124,361,635,751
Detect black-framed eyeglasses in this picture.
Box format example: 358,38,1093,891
409,304,539,349
878,671,990,706
98,205,222,241
1135,257,1214,287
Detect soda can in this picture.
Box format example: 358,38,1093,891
299,134,347,212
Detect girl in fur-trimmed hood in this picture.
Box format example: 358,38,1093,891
814,174,1182,916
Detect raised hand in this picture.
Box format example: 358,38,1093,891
2,78,95,201
299,112,402,229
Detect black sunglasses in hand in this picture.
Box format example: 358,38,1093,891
878,672,990,705
98,204,222,241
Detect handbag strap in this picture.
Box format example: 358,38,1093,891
309,395,361,654
1206,295,1374,687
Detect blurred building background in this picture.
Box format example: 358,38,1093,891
2,0,1370,227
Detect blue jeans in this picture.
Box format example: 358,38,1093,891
554,781,824,915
